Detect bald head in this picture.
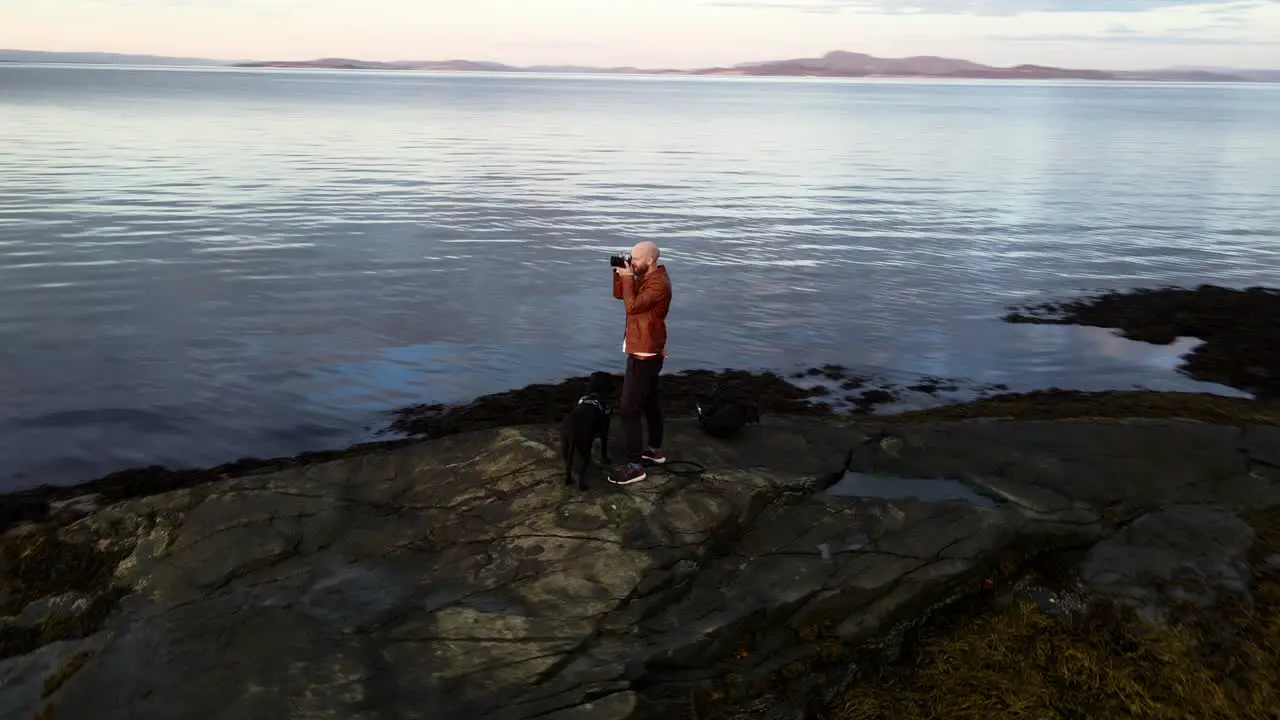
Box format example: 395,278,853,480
630,241,660,273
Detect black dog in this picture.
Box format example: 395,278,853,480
560,371,616,490
695,384,761,439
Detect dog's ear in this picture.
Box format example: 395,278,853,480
587,371,616,395
696,390,720,416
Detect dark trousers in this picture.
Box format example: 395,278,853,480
621,355,664,463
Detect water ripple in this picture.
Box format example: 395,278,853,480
1,65,1278,489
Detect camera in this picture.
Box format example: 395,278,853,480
609,253,632,268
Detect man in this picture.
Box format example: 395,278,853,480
609,240,672,486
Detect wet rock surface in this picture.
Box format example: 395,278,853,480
389,369,838,439
1078,506,1255,620
0,369,864,535
4,416,1279,720
882,387,1280,425
8,362,1278,539
841,419,1280,512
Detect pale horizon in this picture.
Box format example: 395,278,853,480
4,0,1279,70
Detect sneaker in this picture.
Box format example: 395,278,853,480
609,462,647,486
642,448,666,465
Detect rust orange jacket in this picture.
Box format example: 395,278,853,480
612,265,672,356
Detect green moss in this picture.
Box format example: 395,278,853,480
0,530,124,660
0,531,115,610
831,507,1280,720
678,550,1051,720
679,515,1280,720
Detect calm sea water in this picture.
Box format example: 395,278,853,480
2,64,1279,491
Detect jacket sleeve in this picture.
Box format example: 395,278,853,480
622,275,664,315
612,271,624,299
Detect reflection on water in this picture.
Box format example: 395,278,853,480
0,65,1278,490
826,471,998,508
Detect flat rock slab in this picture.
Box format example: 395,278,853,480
5,418,1278,720
848,419,1280,512
4,419,865,720
1079,506,1255,618
828,471,998,508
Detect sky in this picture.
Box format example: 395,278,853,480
3,0,1278,69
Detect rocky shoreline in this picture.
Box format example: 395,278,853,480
6,374,1276,538
1006,284,1280,399
3,283,1280,719
6,283,1276,527
4,416,1278,719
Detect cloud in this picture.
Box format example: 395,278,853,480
494,40,613,48
991,32,1276,44
704,0,840,12
705,0,1278,16
1201,0,1271,12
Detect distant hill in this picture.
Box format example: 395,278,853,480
731,50,993,76
706,50,1250,81
1162,65,1280,83
235,58,520,71
708,51,1110,79
4,48,1275,83
1229,69,1280,82
232,51,1191,82
235,53,1279,82
1115,69,1250,82
0,49,225,66
523,65,676,75
236,58,676,74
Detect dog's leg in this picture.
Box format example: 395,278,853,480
577,441,591,491
562,434,575,486
600,414,611,464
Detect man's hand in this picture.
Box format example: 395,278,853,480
614,265,635,278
